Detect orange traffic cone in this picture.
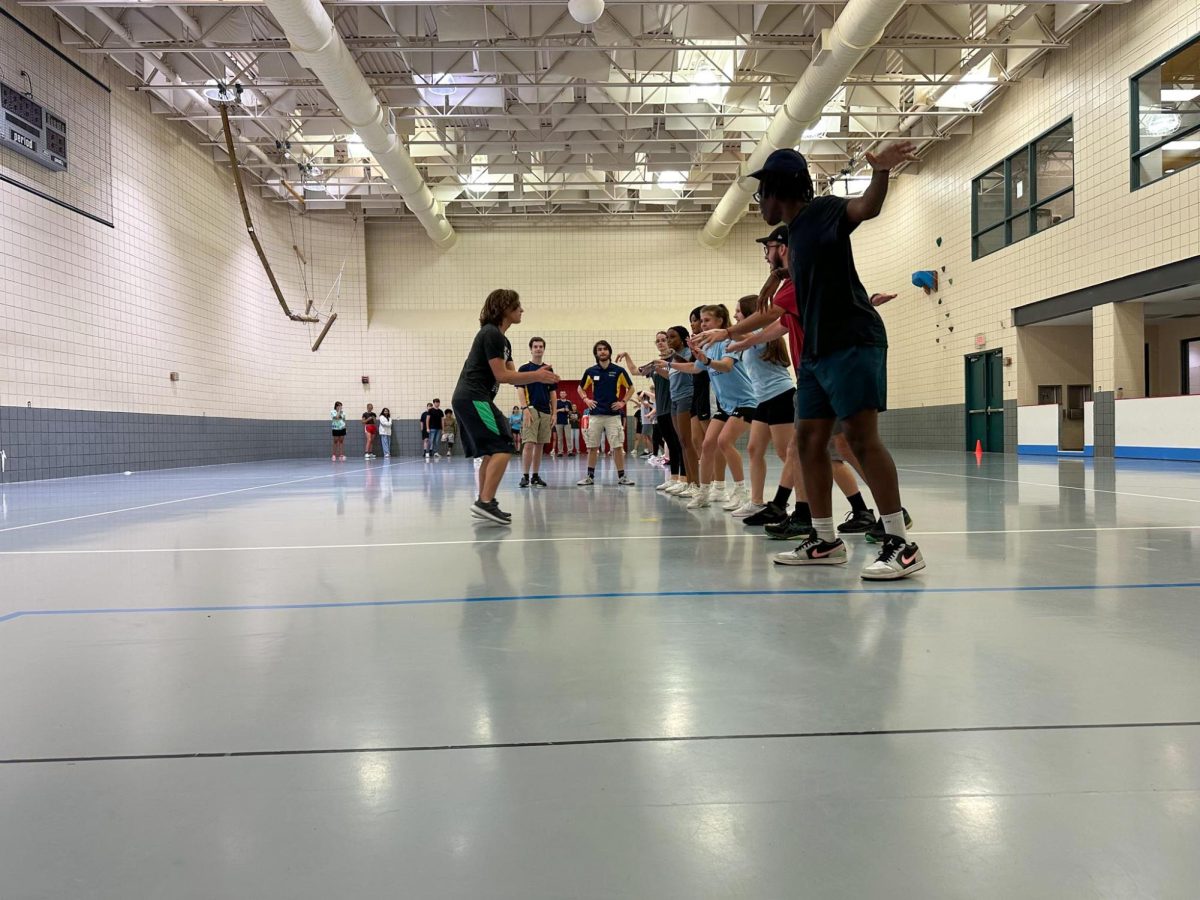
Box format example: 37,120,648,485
975,439,983,463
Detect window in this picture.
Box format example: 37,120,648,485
1132,34,1200,188
972,120,1074,260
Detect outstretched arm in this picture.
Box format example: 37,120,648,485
847,141,917,224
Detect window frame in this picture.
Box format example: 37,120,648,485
1183,336,1200,396
1130,33,1200,190
971,118,1074,261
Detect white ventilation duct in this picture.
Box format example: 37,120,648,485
697,0,908,249
261,0,456,249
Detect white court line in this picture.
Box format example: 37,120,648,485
896,467,1200,505
1,524,1198,555
0,462,419,535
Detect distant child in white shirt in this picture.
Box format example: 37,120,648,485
378,408,393,458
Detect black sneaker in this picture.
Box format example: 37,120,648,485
519,474,530,488
861,536,925,580
865,508,913,543
743,501,787,527
470,499,512,525
837,508,877,534
765,508,813,541
530,474,548,487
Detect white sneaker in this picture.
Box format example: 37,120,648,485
664,481,687,495
722,486,747,511
682,483,702,498
732,500,766,519
656,476,673,492
686,486,711,509
861,537,926,581
577,475,595,486
708,483,728,504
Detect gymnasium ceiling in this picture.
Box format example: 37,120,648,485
31,0,1120,223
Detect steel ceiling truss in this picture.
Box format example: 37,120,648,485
33,0,1115,219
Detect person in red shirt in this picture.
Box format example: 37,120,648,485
726,226,897,539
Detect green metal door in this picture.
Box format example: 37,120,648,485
965,350,1004,452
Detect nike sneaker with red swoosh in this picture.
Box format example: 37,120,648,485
861,536,926,580
773,535,847,566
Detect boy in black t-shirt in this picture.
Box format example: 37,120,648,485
451,289,560,525
729,144,926,580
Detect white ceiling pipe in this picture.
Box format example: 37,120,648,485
697,0,908,249
261,0,456,248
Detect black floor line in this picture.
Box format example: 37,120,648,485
4,719,1200,766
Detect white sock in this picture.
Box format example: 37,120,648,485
813,516,836,542
714,480,726,493
881,510,908,542
733,481,745,492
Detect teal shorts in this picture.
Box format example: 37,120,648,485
795,345,888,420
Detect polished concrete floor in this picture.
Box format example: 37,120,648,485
1,451,1198,898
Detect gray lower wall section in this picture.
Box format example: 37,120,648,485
1004,399,1018,455
877,403,967,452
0,406,439,483
1092,391,1115,458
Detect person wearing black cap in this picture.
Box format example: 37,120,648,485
703,142,925,580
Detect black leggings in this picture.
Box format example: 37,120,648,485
652,422,664,456
656,414,685,476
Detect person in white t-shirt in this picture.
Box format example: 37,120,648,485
378,408,393,458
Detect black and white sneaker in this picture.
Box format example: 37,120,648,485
865,508,914,544
765,509,813,541
519,474,531,488
743,501,787,527
531,474,548,487
577,475,594,486
838,508,877,535
861,536,925,580
773,535,847,566
470,499,512,525
617,475,635,486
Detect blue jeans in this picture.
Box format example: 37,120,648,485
380,434,391,456
427,428,441,453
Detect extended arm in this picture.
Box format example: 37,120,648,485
847,141,917,224
489,358,558,386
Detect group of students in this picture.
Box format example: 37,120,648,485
449,142,926,580
420,400,458,459
329,402,395,460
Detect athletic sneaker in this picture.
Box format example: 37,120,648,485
732,501,766,519
339,455,346,461
743,502,787,527
773,535,847,566
664,481,687,495
864,508,914,544
681,484,702,498
531,474,548,487
837,508,877,534
577,475,594,486
861,536,925,580
686,486,711,509
765,509,813,541
708,484,728,504
470,499,512,525
331,455,337,461
519,474,531,488
656,477,673,492
618,475,635,486
722,486,748,512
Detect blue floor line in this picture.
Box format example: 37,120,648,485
2,581,1199,625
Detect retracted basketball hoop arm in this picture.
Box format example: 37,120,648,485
214,92,339,350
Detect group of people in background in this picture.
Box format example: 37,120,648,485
328,399,459,460
448,141,928,582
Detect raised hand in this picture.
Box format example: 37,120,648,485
865,140,918,171
869,292,898,307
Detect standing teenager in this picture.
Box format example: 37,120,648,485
451,289,560,525
577,340,635,486
330,401,347,460
518,337,557,487
361,404,378,459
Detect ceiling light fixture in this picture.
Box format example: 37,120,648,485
427,73,457,97
1142,112,1182,136
1161,88,1200,103
657,170,686,190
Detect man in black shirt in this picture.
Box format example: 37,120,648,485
451,289,560,524
517,337,557,487
419,403,432,456
737,144,926,580
426,399,446,458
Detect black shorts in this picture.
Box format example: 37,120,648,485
451,397,515,458
332,429,347,437
750,388,796,426
635,420,643,434
690,375,712,421
714,406,754,423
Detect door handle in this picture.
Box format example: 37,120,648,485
968,408,985,414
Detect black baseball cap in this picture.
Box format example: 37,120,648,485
755,225,788,245
748,148,810,180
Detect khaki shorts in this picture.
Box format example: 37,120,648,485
584,414,624,450
521,408,555,444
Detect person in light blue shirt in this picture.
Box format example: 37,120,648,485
671,303,754,510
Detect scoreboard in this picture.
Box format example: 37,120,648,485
1,80,67,172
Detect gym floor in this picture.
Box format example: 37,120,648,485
1,451,1198,898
